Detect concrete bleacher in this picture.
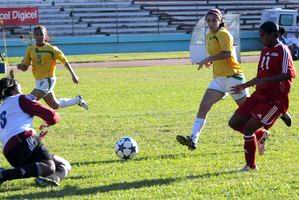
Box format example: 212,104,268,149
0,0,298,37
133,0,299,32
0,0,179,37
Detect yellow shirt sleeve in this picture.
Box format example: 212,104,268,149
217,31,232,52
22,46,32,66
53,46,68,65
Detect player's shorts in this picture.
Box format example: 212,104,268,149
208,74,249,101
236,95,283,129
35,77,56,95
3,130,52,167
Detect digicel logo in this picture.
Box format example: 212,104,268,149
0,10,38,21
12,10,37,21
0,11,10,20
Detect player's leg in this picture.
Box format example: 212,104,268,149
44,91,88,110
280,112,292,127
0,132,56,183
240,102,282,171
234,96,270,155
31,89,46,101
43,91,88,110
36,155,71,187
177,82,225,150
240,117,263,171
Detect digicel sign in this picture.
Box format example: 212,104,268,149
0,7,38,26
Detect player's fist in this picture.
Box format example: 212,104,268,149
17,64,28,71
72,74,79,84
231,84,245,94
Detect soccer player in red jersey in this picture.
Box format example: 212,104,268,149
228,21,296,171
0,72,71,186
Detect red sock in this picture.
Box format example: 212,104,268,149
244,135,257,168
255,129,265,141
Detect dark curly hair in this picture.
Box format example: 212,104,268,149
0,71,18,101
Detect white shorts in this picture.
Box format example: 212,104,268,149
35,77,56,95
208,74,249,101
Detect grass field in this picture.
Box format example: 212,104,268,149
7,51,260,64
0,60,298,199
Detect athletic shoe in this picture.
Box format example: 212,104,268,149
280,112,292,127
176,135,196,150
257,130,269,156
35,177,59,187
240,165,258,172
77,95,88,110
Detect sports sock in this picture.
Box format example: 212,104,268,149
0,162,40,181
58,97,80,108
244,135,257,168
190,118,206,144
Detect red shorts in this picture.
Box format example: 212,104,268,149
236,96,284,129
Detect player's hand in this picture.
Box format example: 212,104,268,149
231,84,245,94
205,61,213,68
39,123,49,131
72,74,79,84
197,58,212,70
17,64,28,71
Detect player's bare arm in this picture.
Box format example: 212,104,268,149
64,62,79,84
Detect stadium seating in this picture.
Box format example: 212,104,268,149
0,0,298,37
133,0,299,32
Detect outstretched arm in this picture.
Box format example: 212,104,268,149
64,62,79,84
19,95,60,126
231,73,291,94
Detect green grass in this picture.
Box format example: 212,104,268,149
0,61,298,199
7,51,260,64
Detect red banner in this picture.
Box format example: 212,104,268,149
0,7,39,26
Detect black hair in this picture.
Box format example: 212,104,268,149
0,73,17,101
278,26,286,35
259,21,279,37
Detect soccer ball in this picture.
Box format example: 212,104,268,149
115,137,138,160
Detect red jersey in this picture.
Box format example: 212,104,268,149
255,42,296,98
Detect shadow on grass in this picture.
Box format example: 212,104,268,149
5,169,240,199
71,152,191,166
71,150,242,167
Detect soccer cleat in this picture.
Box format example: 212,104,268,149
77,95,88,110
35,177,60,187
240,165,258,172
257,130,269,156
176,135,196,151
280,112,292,127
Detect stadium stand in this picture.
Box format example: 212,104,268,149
133,0,299,32
0,0,298,37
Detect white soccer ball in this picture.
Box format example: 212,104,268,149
114,137,139,160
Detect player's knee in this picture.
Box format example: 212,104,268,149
63,160,72,173
43,160,56,176
228,117,238,130
50,103,59,110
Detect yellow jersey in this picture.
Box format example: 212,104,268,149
22,42,68,80
206,28,242,77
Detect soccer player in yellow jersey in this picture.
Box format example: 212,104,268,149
177,9,291,151
17,25,88,110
